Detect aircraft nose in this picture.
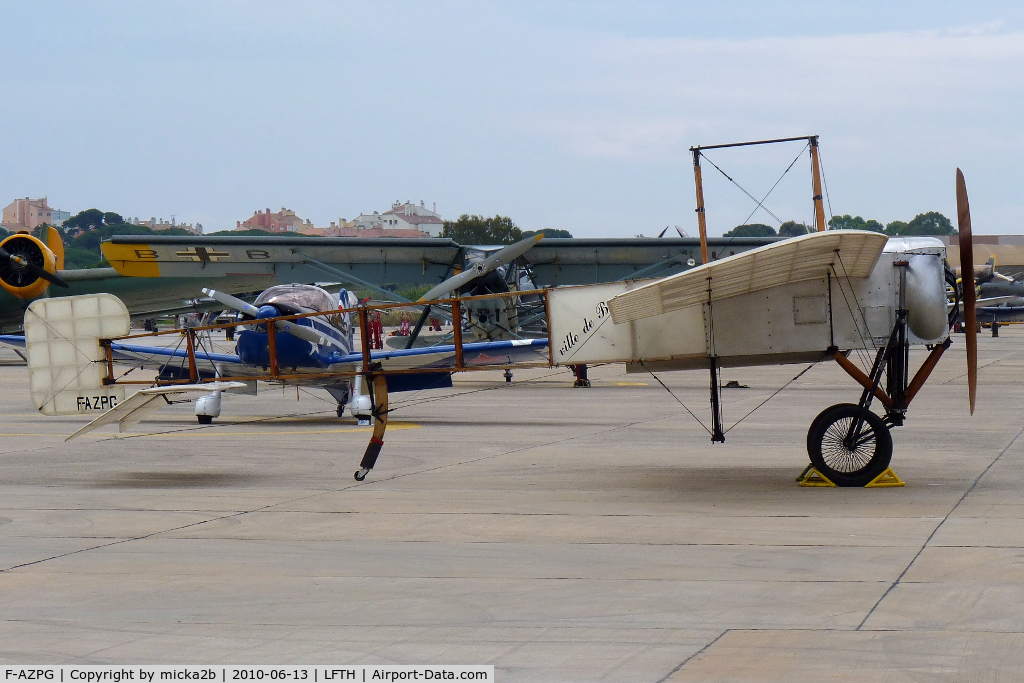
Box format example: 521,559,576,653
256,305,279,319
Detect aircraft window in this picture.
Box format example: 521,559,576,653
255,285,336,314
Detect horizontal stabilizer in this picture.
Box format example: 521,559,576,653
607,230,888,324
66,381,247,441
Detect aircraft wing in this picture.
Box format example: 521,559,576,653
0,334,26,349
521,237,777,286
608,230,888,323
101,236,463,286
0,266,273,333
108,337,549,370
100,234,779,289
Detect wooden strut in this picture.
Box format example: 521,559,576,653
358,305,371,369
903,339,951,407
809,136,827,232
266,322,279,379
452,298,464,370
692,149,710,265
103,340,115,385
357,375,389,476
185,329,199,383
831,350,895,409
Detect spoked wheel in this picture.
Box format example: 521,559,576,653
807,403,893,487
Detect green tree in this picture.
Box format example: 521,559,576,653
903,211,956,235
884,220,908,236
63,208,106,232
778,221,811,237
103,212,124,226
724,223,776,237
523,229,573,239
441,214,523,244
828,214,884,232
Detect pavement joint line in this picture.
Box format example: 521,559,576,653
855,422,1024,631
655,629,730,683
0,412,677,574
942,350,1024,384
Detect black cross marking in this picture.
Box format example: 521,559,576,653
176,247,231,262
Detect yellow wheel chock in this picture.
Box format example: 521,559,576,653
798,466,836,487
797,465,905,488
864,467,905,487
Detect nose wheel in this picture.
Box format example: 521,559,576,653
806,403,893,487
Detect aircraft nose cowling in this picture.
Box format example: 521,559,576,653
906,254,948,342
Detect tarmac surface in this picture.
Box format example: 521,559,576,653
1,326,1024,681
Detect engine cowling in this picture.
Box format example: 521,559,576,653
0,232,59,299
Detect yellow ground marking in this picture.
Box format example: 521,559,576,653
0,433,67,437
615,382,649,386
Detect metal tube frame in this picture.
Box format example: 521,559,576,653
101,289,552,387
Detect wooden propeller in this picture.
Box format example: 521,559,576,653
956,168,977,415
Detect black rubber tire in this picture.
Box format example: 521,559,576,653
197,415,213,425
807,403,893,487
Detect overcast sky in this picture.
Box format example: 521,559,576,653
2,1,1023,236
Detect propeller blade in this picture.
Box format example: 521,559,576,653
0,246,69,288
419,264,486,303
33,266,70,288
274,319,344,349
957,168,977,415
202,288,261,317
419,234,544,302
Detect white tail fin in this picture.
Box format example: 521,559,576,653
24,294,130,415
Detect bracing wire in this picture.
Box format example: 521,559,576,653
830,259,875,371
723,361,818,433
737,142,810,228
383,366,578,415
639,360,713,436
700,152,785,226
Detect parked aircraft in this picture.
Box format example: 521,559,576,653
1,237,554,427
0,226,274,333
16,175,978,488
8,136,982,489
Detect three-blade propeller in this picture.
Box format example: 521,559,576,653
0,246,69,288
956,168,977,415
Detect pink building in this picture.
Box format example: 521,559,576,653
2,197,57,231
237,207,311,233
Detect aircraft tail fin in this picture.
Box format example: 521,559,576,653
24,294,130,415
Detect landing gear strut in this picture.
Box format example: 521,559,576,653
354,374,389,482
809,261,948,486
571,364,591,388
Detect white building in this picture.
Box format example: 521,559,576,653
381,200,444,237
352,211,384,230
